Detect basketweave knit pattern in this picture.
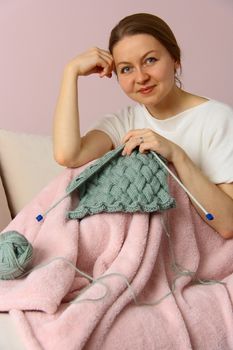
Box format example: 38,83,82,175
66,145,176,219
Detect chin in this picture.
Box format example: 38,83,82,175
127,93,155,105
139,95,161,106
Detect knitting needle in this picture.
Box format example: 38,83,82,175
150,151,214,221
36,193,70,222
36,148,214,222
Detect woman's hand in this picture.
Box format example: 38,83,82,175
65,47,114,78
53,47,114,169
122,130,233,238
122,128,183,163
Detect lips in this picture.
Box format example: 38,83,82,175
138,85,156,94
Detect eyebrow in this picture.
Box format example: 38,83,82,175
116,50,159,67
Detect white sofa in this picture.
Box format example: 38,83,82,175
0,129,63,350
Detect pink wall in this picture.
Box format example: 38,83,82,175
0,0,232,135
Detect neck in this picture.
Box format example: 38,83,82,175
145,86,188,120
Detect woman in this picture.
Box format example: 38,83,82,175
53,13,233,238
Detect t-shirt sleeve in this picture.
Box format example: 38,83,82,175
90,107,133,148
201,104,233,184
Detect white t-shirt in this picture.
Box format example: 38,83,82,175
92,99,233,184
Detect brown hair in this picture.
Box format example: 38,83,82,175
109,13,182,85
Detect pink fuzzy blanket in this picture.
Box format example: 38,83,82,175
1,164,233,350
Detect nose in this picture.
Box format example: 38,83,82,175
135,68,150,84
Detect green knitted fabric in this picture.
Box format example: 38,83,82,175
66,145,176,219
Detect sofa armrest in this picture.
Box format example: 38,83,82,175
0,313,26,350
0,175,12,231
0,129,63,217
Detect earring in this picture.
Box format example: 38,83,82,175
174,64,182,88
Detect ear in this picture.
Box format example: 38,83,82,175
174,61,180,72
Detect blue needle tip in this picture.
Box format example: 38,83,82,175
36,214,43,222
206,213,214,221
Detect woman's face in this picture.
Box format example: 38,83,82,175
112,34,179,115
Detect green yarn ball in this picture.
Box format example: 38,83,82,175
0,231,33,280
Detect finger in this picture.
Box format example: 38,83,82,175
139,142,154,154
99,51,114,64
122,129,149,143
99,67,113,78
122,136,145,156
96,51,114,77
87,47,113,77
89,46,112,59
96,60,112,78
98,61,113,77
96,48,113,60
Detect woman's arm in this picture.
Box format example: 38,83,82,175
53,48,114,168
173,150,233,238
122,129,233,239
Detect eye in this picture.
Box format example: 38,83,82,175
120,66,132,74
145,57,158,65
